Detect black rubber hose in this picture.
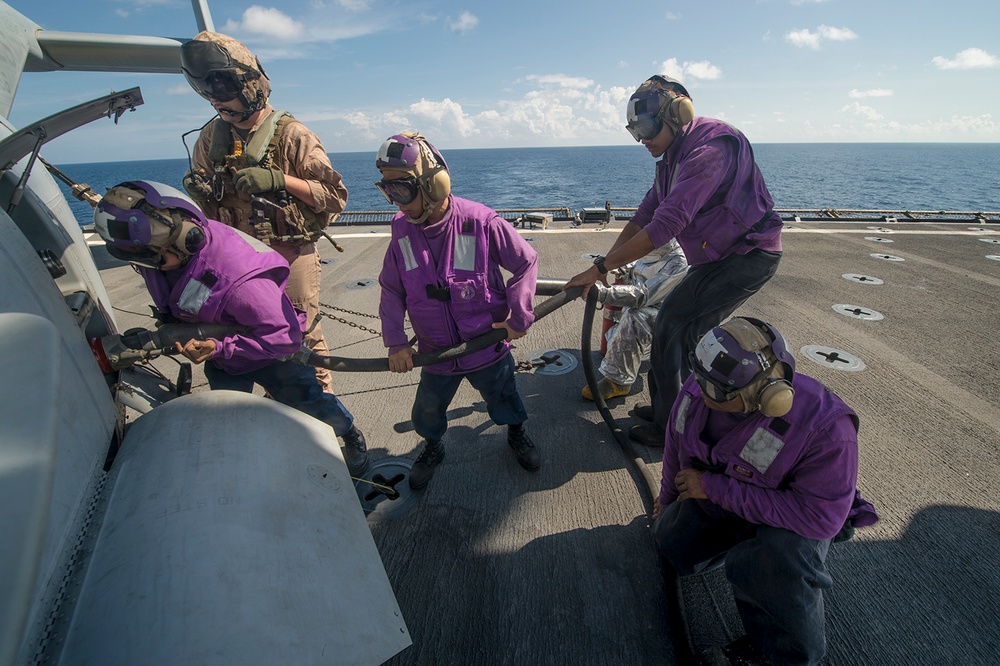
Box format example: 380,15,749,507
579,286,698,665
305,283,585,372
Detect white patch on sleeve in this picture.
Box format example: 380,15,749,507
675,394,691,435
398,237,418,272
739,428,785,474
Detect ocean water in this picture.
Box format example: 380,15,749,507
57,143,1000,227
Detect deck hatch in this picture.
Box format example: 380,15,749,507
800,345,866,372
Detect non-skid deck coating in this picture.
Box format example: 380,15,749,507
97,218,1000,665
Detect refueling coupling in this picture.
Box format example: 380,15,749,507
89,323,248,373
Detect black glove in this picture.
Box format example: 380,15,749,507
182,169,212,201
233,166,286,195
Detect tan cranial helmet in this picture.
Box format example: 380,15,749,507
180,31,271,119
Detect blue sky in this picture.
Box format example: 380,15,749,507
7,0,1000,164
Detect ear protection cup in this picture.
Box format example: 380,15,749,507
756,378,795,418
177,221,207,255
418,140,451,202
668,96,695,128
421,166,451,202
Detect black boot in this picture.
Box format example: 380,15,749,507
341,426,369,476
508,424,540,471
409,439,445,489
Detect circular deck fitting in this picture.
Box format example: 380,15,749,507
969,227,999,233
870,253,904,262
832,304,884,321
800,345,866,372
987,255,1000,262
320,257,338,265
864,237,894,243
866,226,895,233
978,238,1000,245
523,349,578,375
842,274,884,285
345,278,378,289
355,456,418,521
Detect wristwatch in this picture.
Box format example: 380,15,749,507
593,255,608,275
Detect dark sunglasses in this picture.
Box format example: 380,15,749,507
375,176,420,205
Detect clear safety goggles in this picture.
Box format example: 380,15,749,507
625,116,663,142
375,176,420,206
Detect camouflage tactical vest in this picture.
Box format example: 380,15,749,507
207,110,330,246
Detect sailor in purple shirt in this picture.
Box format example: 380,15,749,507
375,132,541,490
651,318,878,666
93,180,369,475
564,75,783,447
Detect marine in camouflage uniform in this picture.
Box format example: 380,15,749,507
180,31,345,393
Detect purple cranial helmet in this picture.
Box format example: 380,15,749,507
690,317,796,416
625,74,694,142
375,131,451,223
94,180,208,268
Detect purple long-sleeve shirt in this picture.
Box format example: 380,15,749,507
633,117,782,265
379,195,537,373
660,374,877,541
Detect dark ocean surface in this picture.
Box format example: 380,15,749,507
58,143,1000,227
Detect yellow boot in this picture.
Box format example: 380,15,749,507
581,377,631,401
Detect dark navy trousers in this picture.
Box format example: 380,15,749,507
204,359,355,437
412,354,527,442
652,499,832,666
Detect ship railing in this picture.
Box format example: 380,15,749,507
330,206,1000,227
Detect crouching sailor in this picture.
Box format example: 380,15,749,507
94,180,369,475
650,317,878,666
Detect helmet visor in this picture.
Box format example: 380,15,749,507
375,177,420,206
181,40,253,102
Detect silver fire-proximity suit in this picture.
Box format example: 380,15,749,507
598,240,688,387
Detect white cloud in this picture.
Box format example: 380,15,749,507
659,58,722,84
165,84,196,97
665,12,681,20
336,0,371,10
790,0,830,4
785,25,857,50
932,48,999,70
525,74,594,89
849,89,893,99
449,11,479,33
818,26,858,42
842,103,883,121
223,6,306,40
408,98,477,137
